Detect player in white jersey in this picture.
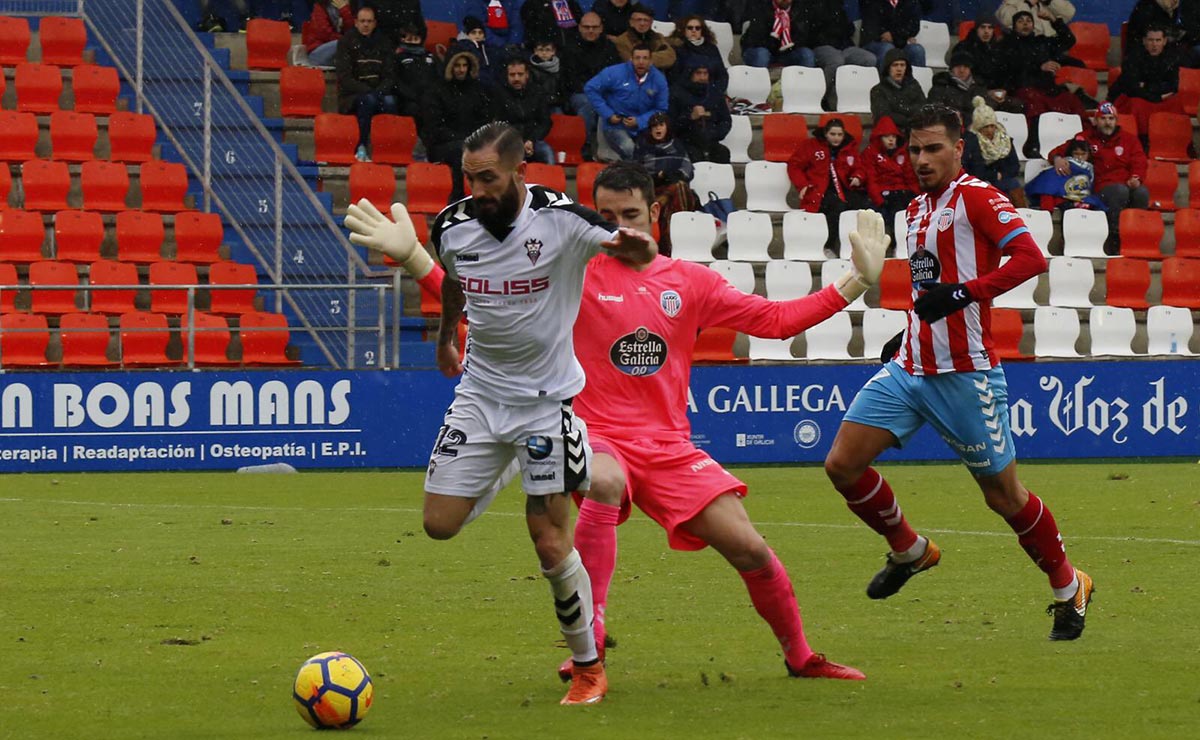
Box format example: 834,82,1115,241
346,122,655,705
822,105,1095,641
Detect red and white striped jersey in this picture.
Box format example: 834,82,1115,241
897,171,1030,375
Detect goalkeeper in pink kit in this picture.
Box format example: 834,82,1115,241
346,162,888,683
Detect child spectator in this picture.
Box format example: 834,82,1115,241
1025,137,1105,211
529,39,568,112
634,113,697,256
856,115,918,245
786,117,866,255
446,16,503,84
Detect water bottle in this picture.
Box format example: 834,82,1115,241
1169,333,1178,354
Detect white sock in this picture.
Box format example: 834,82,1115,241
1052,573,1080,602
892,535,928,564
543,549,597,664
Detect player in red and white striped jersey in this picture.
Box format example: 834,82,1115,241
824,105,1095,641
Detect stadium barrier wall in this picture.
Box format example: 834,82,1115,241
1,360,1196,472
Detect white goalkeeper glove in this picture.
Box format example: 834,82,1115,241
835,209,889,302
344,199,434,279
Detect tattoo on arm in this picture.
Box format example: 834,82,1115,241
438,278,465,346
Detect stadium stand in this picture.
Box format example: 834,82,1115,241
0,312,52,366
119,310,176,366
148,260,198,315
53,210,105,264
81,161,132,211
15,62,63,112
59,312,116,367
87,259,139,316
0,209,46,262
116,211,165,264
0,15,31,64
71,64,120,114
0,110,39,161
38,17,86,66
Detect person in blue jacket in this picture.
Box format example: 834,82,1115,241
584,43,670,160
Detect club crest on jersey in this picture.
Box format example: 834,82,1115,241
524,238,544,265
936,208,955,232
660,290,682,317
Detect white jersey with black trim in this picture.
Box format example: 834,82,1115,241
432,185,619,405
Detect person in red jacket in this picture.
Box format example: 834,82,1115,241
303,0,355,68
856,115,918,245
787,117,867,254
1046,102,1148,254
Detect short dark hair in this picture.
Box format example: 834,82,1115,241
630,42,653,56
909,104,963,141
506,57,529,73
463,122,525,164
592,161,655,210
1144,24,1168,38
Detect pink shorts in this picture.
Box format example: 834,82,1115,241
589,433,747,551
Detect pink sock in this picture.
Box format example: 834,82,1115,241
575,499,620,647
739,550,813,668
836,467,919,553
1006,492,1075,589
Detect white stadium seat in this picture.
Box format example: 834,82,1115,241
821,258,866,311
1146,305,1196,355
1062,209,1111,259
1034,306,1081,357
709,259,756,294
893,210,910,257
1023,158,1052,184
1038,112,1083,157
804,312,854,360
743,161,793,211
726,65,772,105
1016,207,1053,256
692,162,736,202
764,259,813,299
862,308,907,361
780,66,826,114
995,111,1028,161
911,66,933,95
1088,306,1137,356
722,115,753,163
1047,257,1095,308
916,21,952,66
993,255,1039,308
669,212,718,262
748,336,798,361
726,210,774,261
706,20,734,66
782,210,829,260
834,65,878,113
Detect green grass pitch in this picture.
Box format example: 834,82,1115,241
1,462,1197,739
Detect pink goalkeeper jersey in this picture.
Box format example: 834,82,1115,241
573,253,847,440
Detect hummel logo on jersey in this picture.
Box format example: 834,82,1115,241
598,293,624,302
455,253,479,262
525,238,544,265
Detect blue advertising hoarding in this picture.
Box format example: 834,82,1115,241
0,360,1197,472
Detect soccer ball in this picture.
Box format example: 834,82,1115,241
292,651,374,729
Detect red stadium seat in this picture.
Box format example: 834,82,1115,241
0,15,31,65
524,163,567,192
1147,112,1193,163
148,260,198,315
279,65,325,117
22,159,71,211
1189,162,1200,209
59,312,115,366
0,262,17,312
107,111,156,163
138,161,189,212
1174,208,1200,259
245,19,290,70
38,17,87,66
370,114,417,165
1178,68,1200,114
28,259,79,314
120,310,177,366
1117,112,1137,137
762,113,809,162
71,64,120,114
81,160,131,211
53,209,104,263
50,110,98,161
1070,22,1111,71
1160,256,1200,308
0,208,46,262
818,113,862,143
1054,66,1099,99
424,20,457,55
574,162,604,210
0,165,10,205
990,308,1030,360
0,110,38,161
314,112,358,164
183,311,236,365
116,210,165,263
1104,257,1150,309
1108,66,1121,93
15,62,62,113
87,259,138,315
1117,209,1164,259
173,211,223,263
348,162,396,212
404,162,453,214
207,260,258,315
545,113,587,166
0,312,51,366
878,258,914,310
693,327,742,363
1144,159,1178,211
239,311,300,365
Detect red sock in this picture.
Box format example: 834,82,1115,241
1005,492,1075,588
739,550,813,668
575,499,620,647
836,468,918,553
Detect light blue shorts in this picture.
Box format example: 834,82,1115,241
844,361,1016,477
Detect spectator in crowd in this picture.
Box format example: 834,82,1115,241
856,115,918,245
465,0,523,48
529,39,568,112
806,0,878,110
395,25,443,121
1109,25,1185,140
592,0,636,37
740,0,815,68
999,9,1084,152
563,12,622,160
951,12,1007,91
425,51,493,200
585,44,670,160
522,0,585,50
786,117,866,254
928,51,992,124
667,15,728,94
996,0,1075,37
963,96,1024,206
870,49,928,132
860,0,927,70
635,112,697,255
1128,0,1186,45
669,62,732,164
336,5,397,162
196,0,256,33
373,0,426,48
612,4,677,71
445,16,503,85
302,0,354,68
1025,137,1105,211
1046,102,1148,254
491,58,556,164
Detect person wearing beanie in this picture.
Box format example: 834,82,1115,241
668,62,732,164
395,25,443,122
929,51,992,123
372,0,427,48
951,12,1006,89
869,47,927,132
446,16,503,85
996,0,1075,37
997,6,1084,153
963,95,1024,206
463,0,523,48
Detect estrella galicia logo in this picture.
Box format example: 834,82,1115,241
660,290,682,317
793,420,821,449
526,435,553,460
610,326,668,376
524,238,543,265
909,247,940,287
